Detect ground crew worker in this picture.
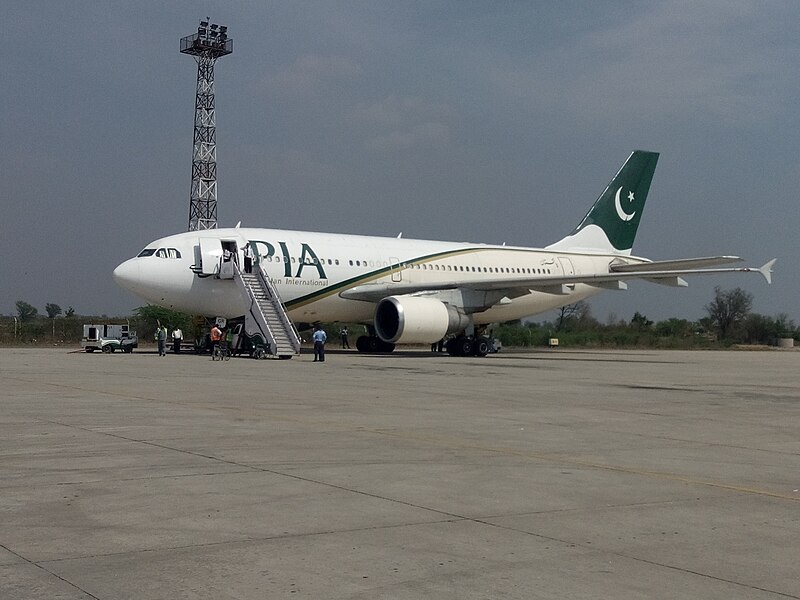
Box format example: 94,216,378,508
225,327,235,356
156,325,167,357
312,325,327,362
172,327,183,354
210,324,223,356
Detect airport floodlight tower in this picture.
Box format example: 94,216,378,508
180,20,233,231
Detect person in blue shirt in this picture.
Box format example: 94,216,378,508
312,325,327,362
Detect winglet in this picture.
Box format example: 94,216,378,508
759,259,776,285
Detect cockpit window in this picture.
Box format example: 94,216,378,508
153,248,182,258
137,248,156,257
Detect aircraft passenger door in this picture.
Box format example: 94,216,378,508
558,257,575,277
389,257,402,282
198,238,222,276
218,240,239,279
558,257,576,290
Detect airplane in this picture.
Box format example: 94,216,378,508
113,150,775,357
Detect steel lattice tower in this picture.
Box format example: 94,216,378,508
180,21,233,231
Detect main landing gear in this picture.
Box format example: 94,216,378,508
445,335,492,357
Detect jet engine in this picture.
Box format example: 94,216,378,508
374,295,470,344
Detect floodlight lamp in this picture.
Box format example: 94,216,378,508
219,26,227,34
200,20,209,27
210,23,218,30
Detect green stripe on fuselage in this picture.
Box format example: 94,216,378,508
283,247,487,310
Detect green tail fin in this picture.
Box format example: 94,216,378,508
548,150,659,254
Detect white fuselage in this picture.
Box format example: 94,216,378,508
113,227,640,324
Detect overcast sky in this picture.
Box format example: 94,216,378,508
3,1,798,324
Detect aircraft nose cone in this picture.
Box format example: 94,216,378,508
113,258,141,293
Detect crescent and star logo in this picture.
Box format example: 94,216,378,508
614,186,636,222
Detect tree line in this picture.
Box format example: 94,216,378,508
2,287,797,347
496,287,797,348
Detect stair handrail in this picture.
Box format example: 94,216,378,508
254,263,302,352
233,261,278,355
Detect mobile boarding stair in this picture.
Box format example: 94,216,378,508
233,262,302,358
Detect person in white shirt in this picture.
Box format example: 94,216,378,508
243,244,254,273
172,327,183,354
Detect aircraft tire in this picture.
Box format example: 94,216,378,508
473,337,491,357
445,338,459,356
458,337,473,357
377,340,396,353
356,336,370,352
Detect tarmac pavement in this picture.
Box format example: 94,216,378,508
1,347,798,599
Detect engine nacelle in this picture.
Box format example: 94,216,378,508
374,295,470,344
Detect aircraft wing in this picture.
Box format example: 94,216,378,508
608,256,744,272
339,258,775,303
